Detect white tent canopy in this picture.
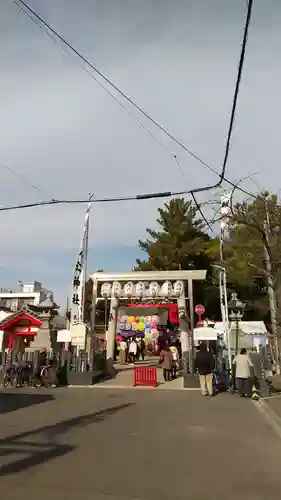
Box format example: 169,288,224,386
215,321,267,335
194,327,222,344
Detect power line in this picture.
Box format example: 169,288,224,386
0,160,49,198
13,0,255,199
0,189,218,213
192,0,253,194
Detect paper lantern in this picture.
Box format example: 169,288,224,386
124,281,135,298
148,281,160,297
111,281,122,298
160,281,173,297
101,282,112,298
173,280,184,297
135,281,146,298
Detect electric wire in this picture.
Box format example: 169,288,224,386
13,0,255,199
192,0,253,194
0,160,49,198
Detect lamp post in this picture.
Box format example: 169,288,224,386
228,292,245,356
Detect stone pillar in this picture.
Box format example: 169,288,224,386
30,311,52,350
177,296,190,374
106,298,119,361
30,294,58,351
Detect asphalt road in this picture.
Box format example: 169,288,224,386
0,387,281,499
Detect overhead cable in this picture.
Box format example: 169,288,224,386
14,0,255,199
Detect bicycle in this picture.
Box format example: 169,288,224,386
3,366,18,388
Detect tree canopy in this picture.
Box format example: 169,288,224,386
134,194,281,325
135,198,220,319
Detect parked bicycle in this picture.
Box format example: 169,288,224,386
3,362,34,388
3,365,18,388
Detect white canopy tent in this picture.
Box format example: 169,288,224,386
193,327,222,345
215,321,268,350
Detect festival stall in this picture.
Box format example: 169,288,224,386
215,321,268,351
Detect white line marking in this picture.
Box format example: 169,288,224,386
253,399,281,439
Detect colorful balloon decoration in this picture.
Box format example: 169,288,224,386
138,322,145,331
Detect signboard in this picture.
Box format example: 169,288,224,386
195,304,205,316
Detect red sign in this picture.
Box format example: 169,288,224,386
195,304,205,316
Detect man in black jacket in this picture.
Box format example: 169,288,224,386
194,343,214,396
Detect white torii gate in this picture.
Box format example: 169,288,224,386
89,270,207,374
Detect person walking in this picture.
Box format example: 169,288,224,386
170,343,179,379
194,343,214,396
129,338,137,364
119,338,127,365
232,348,253,397
139,338,145,361
159,344,173,382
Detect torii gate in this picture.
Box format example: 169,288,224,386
90,270,207,374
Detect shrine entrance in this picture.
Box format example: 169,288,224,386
89,270,207,375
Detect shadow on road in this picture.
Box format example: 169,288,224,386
0,392,55,415
0,402,134,476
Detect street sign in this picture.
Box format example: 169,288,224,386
195,304,205,316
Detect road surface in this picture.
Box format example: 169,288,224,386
0,388,281,499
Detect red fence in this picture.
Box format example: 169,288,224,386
133,367,157,387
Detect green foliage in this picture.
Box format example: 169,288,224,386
135,198,221,319
134,193,281,324
135,198,214,272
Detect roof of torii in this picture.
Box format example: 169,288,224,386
90,270,207,282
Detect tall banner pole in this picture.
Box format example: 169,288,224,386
220,193,231,368
70,202,92,327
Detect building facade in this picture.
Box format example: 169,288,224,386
0,281,53,312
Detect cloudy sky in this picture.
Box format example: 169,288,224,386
0,0,280,305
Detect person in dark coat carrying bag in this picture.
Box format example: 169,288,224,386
194,343,215,396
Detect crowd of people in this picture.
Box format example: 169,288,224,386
117,337,146,364
194,343,256,397
117,335,258,396
117,335,181,381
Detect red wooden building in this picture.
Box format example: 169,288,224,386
0,310,42,353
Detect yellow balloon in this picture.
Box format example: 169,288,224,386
138,322,145,331
128,316,135,324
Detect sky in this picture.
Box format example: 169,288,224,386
0,0,281,306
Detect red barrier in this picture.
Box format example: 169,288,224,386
133,366,157,387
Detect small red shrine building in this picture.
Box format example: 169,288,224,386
0,310,42,353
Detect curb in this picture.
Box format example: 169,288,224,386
68,384,201,391
253,398,281,439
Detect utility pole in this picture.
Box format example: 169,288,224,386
264,201,280,373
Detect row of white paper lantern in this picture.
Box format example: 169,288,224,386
100,280,184,299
